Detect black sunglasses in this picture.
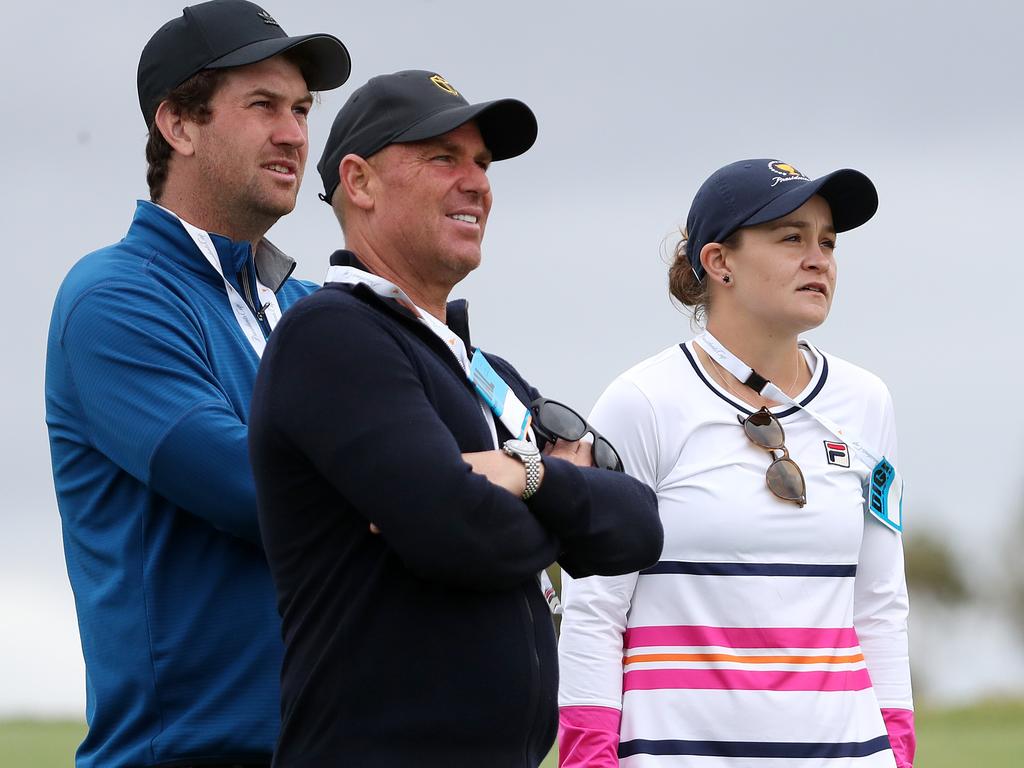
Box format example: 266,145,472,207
737,407,807,507
529,398,624,472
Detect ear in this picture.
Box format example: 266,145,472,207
700,242,732,285
154,101,196,158
338,153,376,213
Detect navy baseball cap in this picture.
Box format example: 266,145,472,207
138,0,351,126
317,69,538,205
686,159,878,279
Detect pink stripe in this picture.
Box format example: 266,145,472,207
624,625,858,650
624,667,872,692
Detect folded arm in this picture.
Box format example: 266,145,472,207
483,354,663,578
257,302,579,589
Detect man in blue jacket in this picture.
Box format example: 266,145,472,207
44,3,350,766
249,70,664,767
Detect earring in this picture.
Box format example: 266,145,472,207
722,274,731,284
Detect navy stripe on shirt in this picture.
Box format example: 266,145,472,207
619,735,892,759
640,561,858,578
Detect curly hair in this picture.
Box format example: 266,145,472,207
144,69,226,201
667,227,742,324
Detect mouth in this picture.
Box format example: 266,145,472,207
263,161,298,180
798,282,828,297
447,213,480,225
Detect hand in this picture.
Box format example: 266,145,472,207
545,438,594,468
462,449,533,498
369,523,381,534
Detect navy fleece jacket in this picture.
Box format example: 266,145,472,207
249,251,663,768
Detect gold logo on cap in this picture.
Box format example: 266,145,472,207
768,160,810,187
768,161,809,180
430,74,460,96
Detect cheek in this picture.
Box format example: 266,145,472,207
760,265,788,288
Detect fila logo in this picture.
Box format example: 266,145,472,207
824,440,850,468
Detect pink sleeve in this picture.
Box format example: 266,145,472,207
558,705,622,768
881,707,916,768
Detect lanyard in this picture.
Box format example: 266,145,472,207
161,206,282,358
698,330,882,467
697,330,904,531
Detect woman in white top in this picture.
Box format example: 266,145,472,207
557,159,914,768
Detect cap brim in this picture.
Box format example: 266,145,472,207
392,99,538,161
744,169,878,233
208,33,351,91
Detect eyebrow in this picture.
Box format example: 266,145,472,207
423,136,493,164
244,87,314,105
766,218,837,236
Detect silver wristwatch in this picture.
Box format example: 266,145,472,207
502,439,542,500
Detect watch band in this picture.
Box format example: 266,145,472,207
502,439,542,500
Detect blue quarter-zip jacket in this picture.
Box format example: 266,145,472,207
45,201,316,767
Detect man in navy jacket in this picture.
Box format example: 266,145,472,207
45,3,350,766
249,70,663,768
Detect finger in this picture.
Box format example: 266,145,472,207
555,438,580,455
369,523,381,534
576,441,594,466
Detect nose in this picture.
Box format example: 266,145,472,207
803,241,833,272
272,110,307,150
459,159,491,198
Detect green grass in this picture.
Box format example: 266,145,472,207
0,719,86,767
915,699,1024,768
3,701,1022,767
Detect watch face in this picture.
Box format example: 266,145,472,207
505,438,540,457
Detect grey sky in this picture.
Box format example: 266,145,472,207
2,0,1022,715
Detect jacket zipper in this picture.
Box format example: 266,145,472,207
240,263,271,338
521,586,541,768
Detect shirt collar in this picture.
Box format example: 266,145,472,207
326,249,472,349
143,201,297,291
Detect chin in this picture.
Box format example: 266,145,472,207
796,310,830,333
447,249,482,275
256,195,298,220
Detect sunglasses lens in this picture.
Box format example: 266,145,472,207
743,409,785,449
593,438,623,472
766,457,806,506
537,401,586,441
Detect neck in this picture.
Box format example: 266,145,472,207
157,185,269,250
346,237,450,323
704,316,805,392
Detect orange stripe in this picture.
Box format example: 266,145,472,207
624,652,865,666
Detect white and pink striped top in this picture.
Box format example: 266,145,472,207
557,342,913,768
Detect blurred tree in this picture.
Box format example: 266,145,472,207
903,530,969,603
1002,515,1024,637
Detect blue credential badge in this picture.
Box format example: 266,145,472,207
469,350,532,440
469,350,508,416
865,457,904,532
